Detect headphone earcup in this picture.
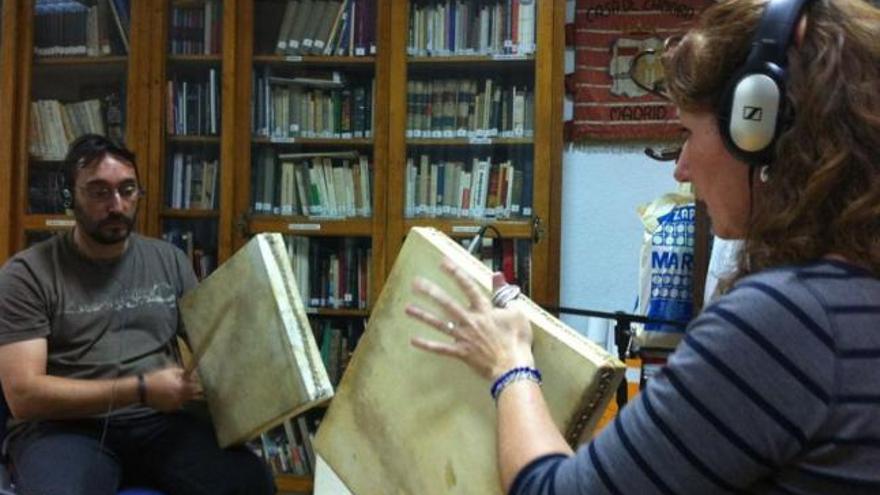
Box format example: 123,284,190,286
61,188,73,210
717,65,786,166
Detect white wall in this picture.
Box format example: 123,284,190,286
558,0,681,348
558,147,678,347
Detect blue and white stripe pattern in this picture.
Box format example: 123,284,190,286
512,260,880,495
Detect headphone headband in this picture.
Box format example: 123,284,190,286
747,0,811,68
719,0,813,166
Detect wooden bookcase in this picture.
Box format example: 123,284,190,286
386,0,563,307
8,0,152,250
0,0,15,263
0,0,564,491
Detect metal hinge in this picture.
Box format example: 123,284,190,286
235,212,250,238
532,215,544,244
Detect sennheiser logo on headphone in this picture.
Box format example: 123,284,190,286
743,106,764,121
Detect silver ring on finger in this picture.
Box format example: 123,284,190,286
444,320,457,333
491,284,522,308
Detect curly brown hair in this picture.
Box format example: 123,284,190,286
662,0,880,282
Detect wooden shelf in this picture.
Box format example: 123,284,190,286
172,0,211,7
28,156,65,164
33,55,127,66
168,54,222,65
161,208,219,219
275,474,314,493
252,136,373,147
31,56,127,82
23,214,75,231
304,308,370,317
249,216,373,237
253,54,375,67
408,54,534,65
406,137,533,146
167,135,221,144
403,218,533,239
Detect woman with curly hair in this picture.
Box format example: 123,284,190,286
406,0,880,493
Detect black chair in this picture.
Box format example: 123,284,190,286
1,383,16,494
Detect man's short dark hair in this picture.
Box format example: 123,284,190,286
63,134,138,187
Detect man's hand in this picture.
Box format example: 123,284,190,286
143,366,203,411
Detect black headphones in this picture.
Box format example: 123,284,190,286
718,0,812,166
60,186,73,211
60,172,74,210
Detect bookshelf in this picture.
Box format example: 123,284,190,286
9,0,151,251
233,0,386,484
148,0,226,279
386,0,563,306
0,0,14,262
0,0,563,490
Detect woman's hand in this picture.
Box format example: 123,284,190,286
406,258,534,381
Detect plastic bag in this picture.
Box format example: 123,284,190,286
633,187,695,350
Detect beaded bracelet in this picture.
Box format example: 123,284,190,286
490,366,542,401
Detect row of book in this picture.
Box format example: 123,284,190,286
167,70,221,136
162,227,218,280
252,150,373,218
406,79,534,138
408,0,536,57
166,152,220,210
30,98,110,160
169,0,222,55
34,0,130,57
285,235,371,309
253,69,373,139
405,154,533,219
254,416,317,476
272,0,376,57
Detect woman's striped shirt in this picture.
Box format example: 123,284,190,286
512,260,880,495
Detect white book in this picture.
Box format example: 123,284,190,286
314,227,623,495
518,0,536,55
183,155,193,209
323,159,339,217
280,161,292,216
358,155,371,218
459,170,471,218
172,153,183,209
343,165,356,218
428,163,439,217
332,166,347,218
180,233,333,448
405,158,416,218
417,155,430,216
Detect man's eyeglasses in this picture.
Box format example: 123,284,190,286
78,182,143,202
629,36,683,162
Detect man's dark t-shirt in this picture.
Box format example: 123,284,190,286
0,232,198,422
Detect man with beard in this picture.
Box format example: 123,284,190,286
0,135,275,495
